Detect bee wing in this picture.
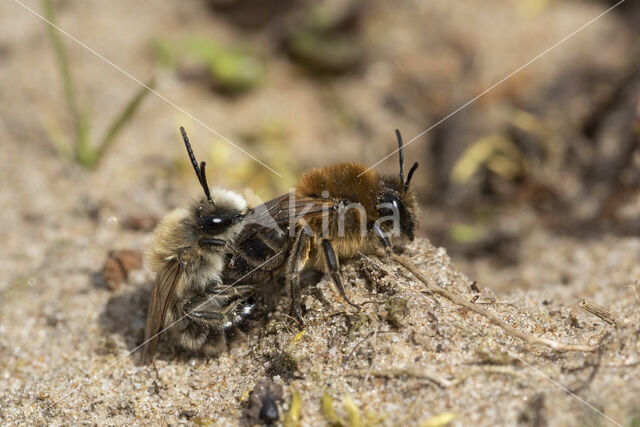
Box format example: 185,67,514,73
140,260,183,364
239,193,337,244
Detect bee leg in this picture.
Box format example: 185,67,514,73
285,228,312,325
321,239,359,308
198,238,226,247
184,302,225,321
290,275,303,325
187,309,225,320
373,223,392,258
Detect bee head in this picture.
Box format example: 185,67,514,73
195,199,246,239
180,127,247,243
376,184,418,241
376,129,419,241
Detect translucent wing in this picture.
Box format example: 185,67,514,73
140,260,183,364
237,193,338,246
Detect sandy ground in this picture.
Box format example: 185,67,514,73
1,223,639,425
0,137,638,424
1,0,639,425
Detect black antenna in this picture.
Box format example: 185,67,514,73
396,129,405,189
180,127,200,178
405,162,419,193
180,126,212,201
199,161,211,201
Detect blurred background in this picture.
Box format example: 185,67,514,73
1,0,639,293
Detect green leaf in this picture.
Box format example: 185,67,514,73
41,110,72,159
93,78,154,167
343,395,363,427
321,391,343,426
183,37,265,93
420,412,456,427
76,112,96,167
450,223,483,244
283,391,302,427
152,39,177,68
41,0,82,138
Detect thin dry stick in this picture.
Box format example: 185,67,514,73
352,367,454,388
391,254,597,353
362,329,378,386
352,365,526,389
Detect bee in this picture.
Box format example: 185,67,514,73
141,127,256,364
223,129,419,321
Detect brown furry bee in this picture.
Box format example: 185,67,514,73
141,127,256,364
141,129,419,363
223,129,419,321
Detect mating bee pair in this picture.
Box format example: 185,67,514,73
141,127,419,364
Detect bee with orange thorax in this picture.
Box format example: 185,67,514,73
223,129,419,321
141,128,255,364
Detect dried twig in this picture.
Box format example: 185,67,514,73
351,367,454,388
391,254,597,353
352,365,527,389
579,299,622,327
362,330,378,387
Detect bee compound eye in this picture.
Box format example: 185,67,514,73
377,194,402,218
205,216,232,227
200,215,233,234
200,212,246,234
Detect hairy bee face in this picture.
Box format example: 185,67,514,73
377,192,415,240
191,189,248,248
377,177,418,241
195,203,245,242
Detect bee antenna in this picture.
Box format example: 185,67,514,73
180,126,212,202
199,161,212,201
181,127,201,180
405,162,419,192
396,129,405,188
